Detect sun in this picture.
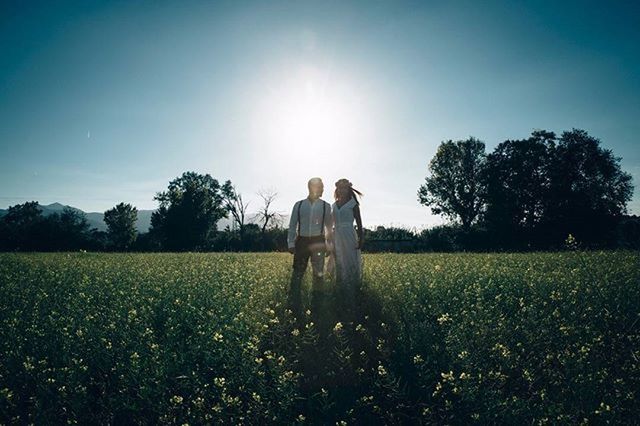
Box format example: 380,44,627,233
252,63,367,175
274,73,351,148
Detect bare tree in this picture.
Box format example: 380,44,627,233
222,181,249,237
254,188,282,234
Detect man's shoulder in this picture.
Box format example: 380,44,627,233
294,198,330,207
293,199,309,212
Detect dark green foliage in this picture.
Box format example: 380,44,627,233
104,202,138,250
418,137,487,231
544,129,634,248
483,131,555,249
0,202,94,251
420,129,635,250
150,172,229,251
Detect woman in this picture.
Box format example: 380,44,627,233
327,178,364,313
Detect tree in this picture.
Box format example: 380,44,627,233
0,202,96,251
254,188,282,234
418,137,487,231
544,128,634,246
150,171,229,251
3,201,42,227
0,201,44,250
104,202,138,250
483,130,555,248
221,182,249,238
45,207,92,251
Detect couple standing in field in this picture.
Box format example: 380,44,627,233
287,177,364,320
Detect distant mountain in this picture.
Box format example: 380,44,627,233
43,202,69,212
0,202,235,233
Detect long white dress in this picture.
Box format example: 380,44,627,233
327,197,363,295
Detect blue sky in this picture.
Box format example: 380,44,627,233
1,0,638,228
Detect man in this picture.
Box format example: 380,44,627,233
287,177,333,318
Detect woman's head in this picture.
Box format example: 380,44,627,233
334,178,363,203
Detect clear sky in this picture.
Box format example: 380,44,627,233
1,0,639,228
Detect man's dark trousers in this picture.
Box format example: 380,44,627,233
288,235,326,318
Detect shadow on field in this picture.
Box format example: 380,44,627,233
257,280,424,424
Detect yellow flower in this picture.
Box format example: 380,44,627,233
437,313,451,324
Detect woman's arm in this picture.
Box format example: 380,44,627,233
324,201,334,254
354,203,364,250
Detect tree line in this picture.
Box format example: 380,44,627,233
0,174,289,252
0,128,637,252
417,128,638,250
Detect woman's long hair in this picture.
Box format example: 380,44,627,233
334,179,363,204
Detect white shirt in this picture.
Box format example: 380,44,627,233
287,197,333,249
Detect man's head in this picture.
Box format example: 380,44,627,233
307,177,324,199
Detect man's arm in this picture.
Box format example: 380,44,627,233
287,201,299,251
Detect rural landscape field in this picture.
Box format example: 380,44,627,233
1,250,638,424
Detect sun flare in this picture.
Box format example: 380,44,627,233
253,64,368,174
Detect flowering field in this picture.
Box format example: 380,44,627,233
0,251,638,424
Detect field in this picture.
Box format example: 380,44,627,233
0,251,638,424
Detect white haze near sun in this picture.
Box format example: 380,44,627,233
240,56,442,230
252,64,368,186
254,64,363,171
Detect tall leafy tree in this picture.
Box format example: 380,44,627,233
545,128,634,246
0,202,94,251
104,202,138,250
46,207,92,251
0,201,44,250
483,130,555,248
150,171,228,251
418,137,487,231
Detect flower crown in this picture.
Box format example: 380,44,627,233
335,178,352,188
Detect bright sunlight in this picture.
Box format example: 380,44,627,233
252,63,369,175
